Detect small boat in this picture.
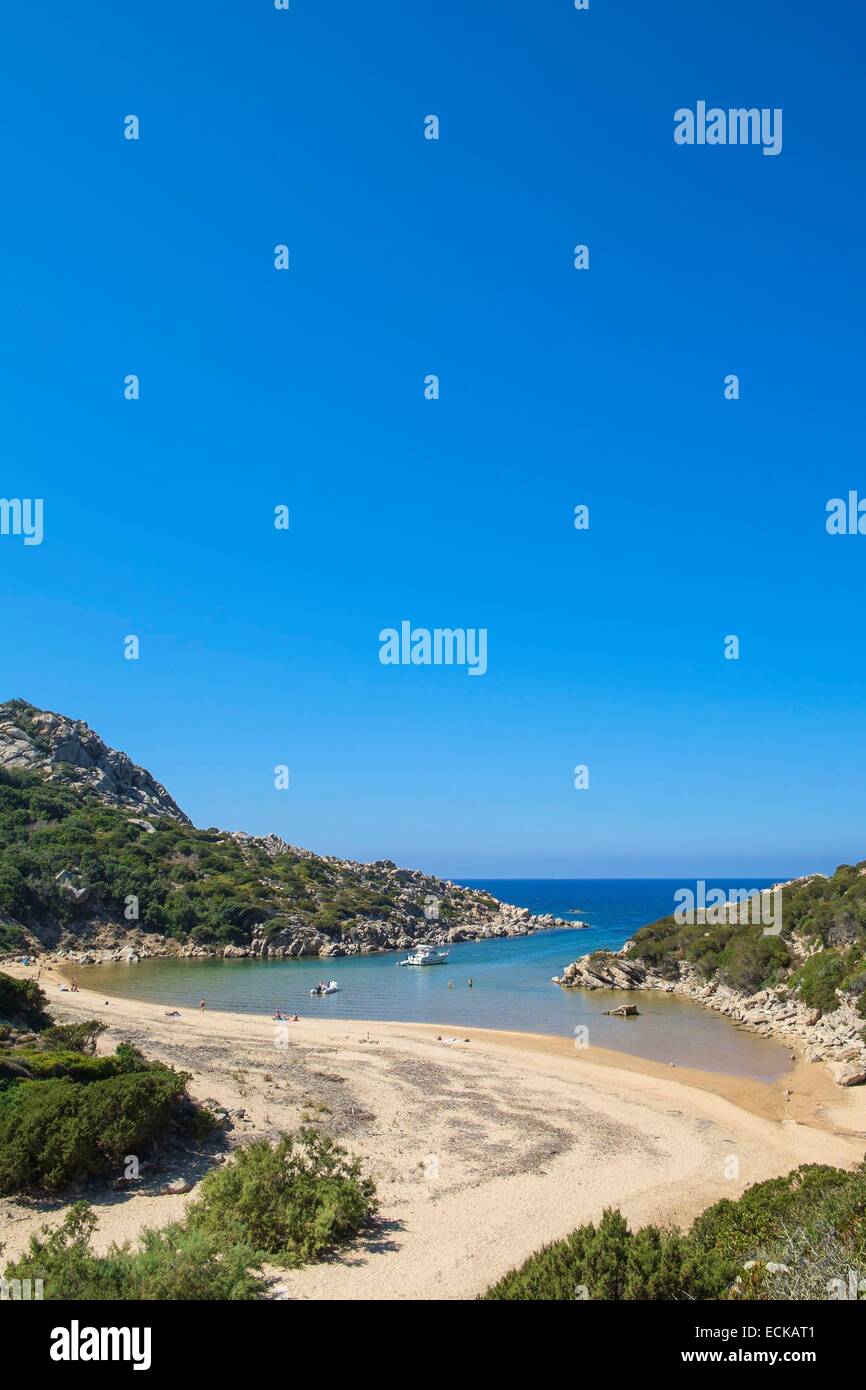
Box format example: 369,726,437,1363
310,980,340,996
397,947,449,967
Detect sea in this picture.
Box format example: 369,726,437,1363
77,878,792,1080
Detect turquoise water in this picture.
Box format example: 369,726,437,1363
79,879,792,1080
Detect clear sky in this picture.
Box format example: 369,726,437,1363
1,1,864,878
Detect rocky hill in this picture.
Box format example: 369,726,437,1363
0,701,189,824
0,700,577,963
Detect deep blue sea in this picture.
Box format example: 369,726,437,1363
464,877,744,947
79,878,792,1079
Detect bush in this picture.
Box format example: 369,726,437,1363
790,953,846,1014
0,972,50,1030
188,1128,377,1267
0,921,25,953
0,863,32,919
0,1039,161,1095
0,1048,128,1090
484,1161,866,1301
624,865,866,1008
0,1066,188,1193
483,1208,734,1300
42,1020,108,1055
717,932,790,994
4,1201,265,1301
689,1163,866,1268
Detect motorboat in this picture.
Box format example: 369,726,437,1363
397,947,449,967
310,980,340,996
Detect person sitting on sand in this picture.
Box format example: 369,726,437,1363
70,977,79,992
290,1013,299,1022
273,1009,282,1020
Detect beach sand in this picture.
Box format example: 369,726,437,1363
2,963,865,1300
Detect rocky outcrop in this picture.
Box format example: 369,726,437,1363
553,944,866,1085
553,953,648,991
0,701,190,823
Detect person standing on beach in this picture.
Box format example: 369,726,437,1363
199,997,206,1011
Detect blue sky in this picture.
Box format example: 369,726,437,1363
1,1,864,878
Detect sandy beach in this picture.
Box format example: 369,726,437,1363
2,963,865,1300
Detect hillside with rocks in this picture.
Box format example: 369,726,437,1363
0,701,190,824
0,700,576,963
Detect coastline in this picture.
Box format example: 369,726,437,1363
3,962,865,1299
555,945,866,1087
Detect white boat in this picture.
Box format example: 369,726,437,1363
310,980,340,996
397,947,449,967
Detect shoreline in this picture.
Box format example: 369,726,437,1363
555,946,866,1088
19,962,860,1131
49,954,797,1083
3,962,865,1298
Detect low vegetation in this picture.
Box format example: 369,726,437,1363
484,1160,866,1300
0,971,50,1030
187,1128,378,1267
0,973,210,1194
3,1127,378,1300
0,1067,196,1194
3,1202,266,1301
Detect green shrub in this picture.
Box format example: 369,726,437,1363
790,953,846,1014
483,1208,734,1300
0,761,472,949
0,972,50,1030
188,1128,377,1267
0,863,33,919
0,921,25,953
717,932,790,994
484,1161,866,1301
689,1163,866,1267
42,1020,108,1054
0,1065,187,1193
0,1048,127,1090
0,1039,161,1094
4,1201,265,1301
